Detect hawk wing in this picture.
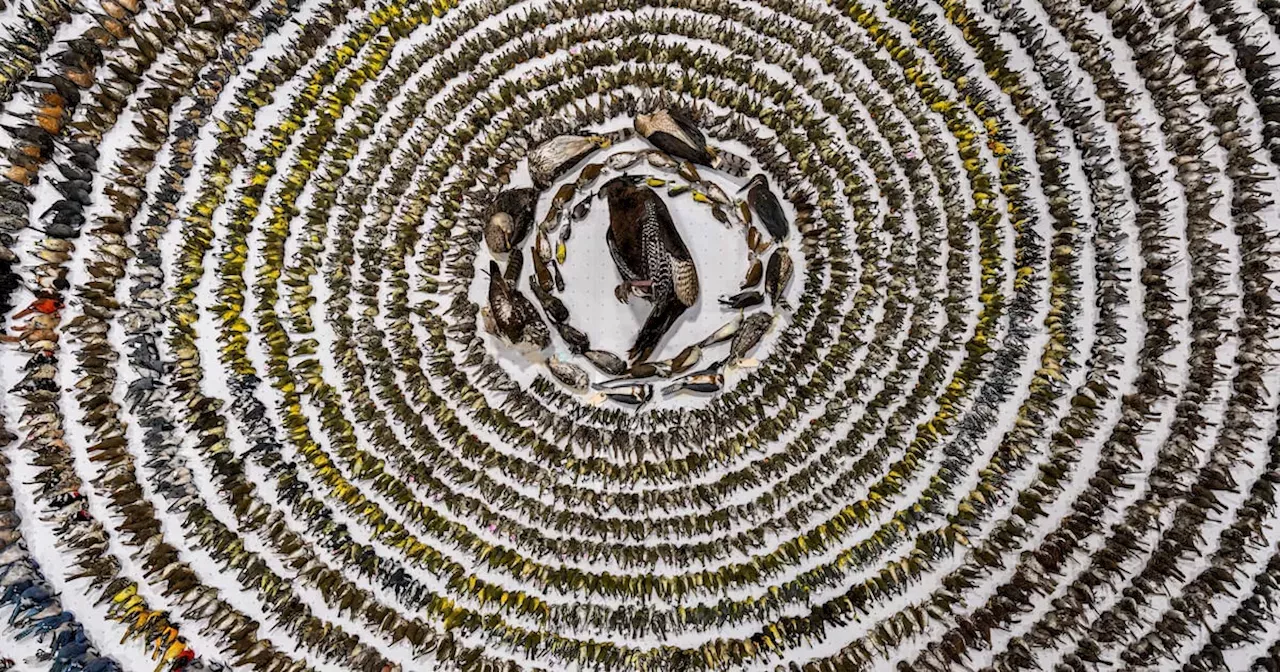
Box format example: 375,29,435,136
487,261,517,326
607,226,645,283
646,197,700,307
667,109,707,151
607,189,649,282
672,258,700,307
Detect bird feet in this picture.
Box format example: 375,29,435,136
615,279,653,304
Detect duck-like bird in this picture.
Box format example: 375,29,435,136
600,176,700,362
634,110,748,176
740,174,789,242
483,260,550,350
482,188,536,254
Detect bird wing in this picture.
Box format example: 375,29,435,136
607,191,649,281
607,225,644,282
672,258,700,307
487,262,517,326
646,197,700,306
511,290,542,326
753,188,790,241
647,132,699,163
667,110,707,150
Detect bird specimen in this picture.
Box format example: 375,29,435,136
482,187,536,254
483,260,549,350
1,2,1277,672
740,174,789,242
599,175,700,363
633,108,748,176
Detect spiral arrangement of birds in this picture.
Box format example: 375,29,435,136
1,0,1280,670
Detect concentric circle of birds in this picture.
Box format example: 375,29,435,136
475,111,798,409
1,0,1280,671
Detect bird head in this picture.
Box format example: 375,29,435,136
483,212,513,254
597,174,644,201
739,173,768,194
633,113,654,137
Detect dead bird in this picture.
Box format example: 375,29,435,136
553,321,590,355
722,312,773,367
584,350,628,376
599,175,700,362
699,313,743,347
719,290,764,310
595,384,653,407
482,188,537,254
593,360,673,387
529,133,617,190
605,150,648,170
570,197,593,221
662,372,723,395
483,260,549,350
635,109,712,164
530,235,555,293
634,109,747,176
546,356,589,391
740,174,789,242
657,343,702,375
528,278,569,324
690,180,731,206
765,246,794,307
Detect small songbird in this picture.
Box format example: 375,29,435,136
599,176,700,362
483,260,550,350
482,188,536,254
740,174,789,242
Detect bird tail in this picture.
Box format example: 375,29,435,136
708,146,750,177
601,128,635,146
630,301,685,363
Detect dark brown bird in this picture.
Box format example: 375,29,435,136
482,188,536,254
740,174,789,242
483,260,549,350
600,176,700,362
765,246,793,307
634,110,714,166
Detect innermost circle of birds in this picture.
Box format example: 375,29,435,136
478,109,795,410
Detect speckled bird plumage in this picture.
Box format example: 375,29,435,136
600,176,699,362
485,260,550,349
